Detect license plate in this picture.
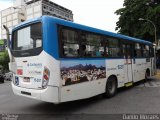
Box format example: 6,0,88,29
23,77,30,82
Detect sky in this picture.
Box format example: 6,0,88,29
0,0,124,33
0,0,13,10
51,0,124,32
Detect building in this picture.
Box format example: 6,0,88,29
25,0,73,21
0,6,25,39
13,0,25,7
0,0,73,39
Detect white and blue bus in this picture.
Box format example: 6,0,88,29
9,16,156,103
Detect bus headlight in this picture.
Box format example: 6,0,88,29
42,67,50,88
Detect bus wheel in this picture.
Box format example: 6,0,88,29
145,69,150,81
103,76,117,98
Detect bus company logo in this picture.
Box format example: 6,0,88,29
28,71,42,75
27,63,42,68
107,68,116,71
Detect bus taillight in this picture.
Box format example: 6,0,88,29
42,67,50,88
17,69,23,75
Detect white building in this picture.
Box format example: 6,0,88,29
26,0,73,21
0,0,73,39
13,0,25,7
0,6,25,39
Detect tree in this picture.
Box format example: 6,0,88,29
115,0,160,43
151,0,160,4
0,50,9,73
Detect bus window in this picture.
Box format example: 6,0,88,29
102,40,109,57
122,44,132,59
12,23,43,57
80,32,104,57
12,23,42,51
122,44,126,58
60,28,79,57
150,46,154,57
142,45,149,58
134,43,142,58
107,38,120,57
63,43,79,57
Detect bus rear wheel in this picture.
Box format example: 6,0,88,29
103,76,117,98
145,69,150,81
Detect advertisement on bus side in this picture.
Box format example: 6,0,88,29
60,60,106,86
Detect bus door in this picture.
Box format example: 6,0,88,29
123,44,133,83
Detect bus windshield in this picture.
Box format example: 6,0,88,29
12,23,42,57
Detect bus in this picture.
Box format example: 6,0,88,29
9,16,156,103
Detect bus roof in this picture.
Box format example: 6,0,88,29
13,15,153,46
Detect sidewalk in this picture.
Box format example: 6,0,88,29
155,69,160,79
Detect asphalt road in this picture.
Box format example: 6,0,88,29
0,77,160,120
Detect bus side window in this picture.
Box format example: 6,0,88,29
80,32,104,57
81,45,86,56
63,43,79,57
142,44,148,58
107,37,120,58
135,43,142,58
60,28,79,57
103,40,109,57
143,45,149,58
134,50,137,57
150,47,154,57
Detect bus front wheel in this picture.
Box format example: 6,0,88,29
103,76,117,98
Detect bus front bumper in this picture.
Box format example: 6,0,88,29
12,82,60,104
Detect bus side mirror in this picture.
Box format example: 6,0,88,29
3,25,10,49
3,25,14,63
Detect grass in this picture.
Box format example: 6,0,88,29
0,51,5,60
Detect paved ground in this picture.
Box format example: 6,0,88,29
0,72,160,120
156,69,160,78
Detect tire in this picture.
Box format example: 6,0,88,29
145,69,150,81
0,76,4,83
103,76,117,98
